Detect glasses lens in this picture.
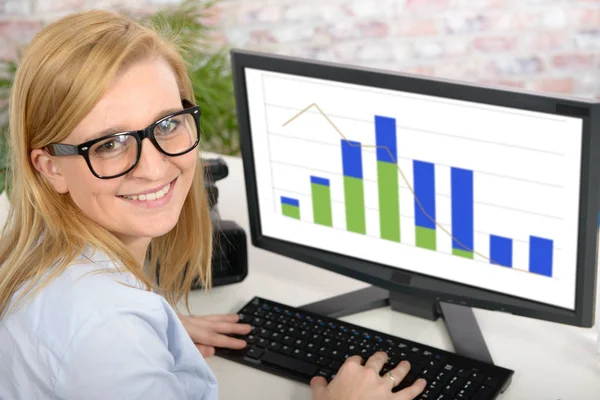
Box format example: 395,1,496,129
153,111,198,155
88,134,138,177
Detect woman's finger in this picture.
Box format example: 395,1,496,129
201,314,241,322
206,320,252,335
196,344,216,358
384,360,411,390
394,378,427,400
343,355,364,366
201,332,248,349
364,351,388,373
389,360,411,383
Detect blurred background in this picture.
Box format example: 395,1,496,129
1,0,600,193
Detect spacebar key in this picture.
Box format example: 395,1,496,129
261,351,319,377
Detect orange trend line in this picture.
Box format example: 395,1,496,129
281,102,495,264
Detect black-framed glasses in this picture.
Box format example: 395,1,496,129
46,99,201,179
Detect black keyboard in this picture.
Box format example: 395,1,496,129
216,297,514,399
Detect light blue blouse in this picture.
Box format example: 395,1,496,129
0,247,218,399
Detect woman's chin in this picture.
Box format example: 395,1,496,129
131,218,180,239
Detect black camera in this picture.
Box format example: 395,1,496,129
191,157,248,289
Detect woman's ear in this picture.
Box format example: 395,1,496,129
30,149,69,194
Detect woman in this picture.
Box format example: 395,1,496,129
0,9,426,400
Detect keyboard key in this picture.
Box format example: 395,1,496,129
238,313,251,323
443,364,455,372
316,369,332,379
328,360,343,371
292,348,306,358
470,372,485,383
261,351,319,378
442,385,459,397
258,328,272,338
403,372,417,385
449,377,465,388
483,376,498,388
264,320,275,329
420,368,437,380
411,362,423,374
268,341,282,352
245,346,263,359
316,356,330,367
472,385,494,400
283,335,294,345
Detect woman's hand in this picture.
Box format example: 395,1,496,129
311,352,426,400
178,313,252,358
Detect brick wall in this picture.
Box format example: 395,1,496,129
1,0,600,98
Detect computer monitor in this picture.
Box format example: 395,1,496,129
229,48,600,363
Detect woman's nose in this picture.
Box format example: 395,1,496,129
131,138,169,180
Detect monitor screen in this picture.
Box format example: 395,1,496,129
242,67,584,312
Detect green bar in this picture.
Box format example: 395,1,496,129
282,204,300,219
311,183,333,227
416,226,436,250
453,248,474,259
343,176,366,234
377,161,400,242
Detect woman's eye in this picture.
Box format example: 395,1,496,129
158,118,179,133
98,140,119,152
94,136,129,154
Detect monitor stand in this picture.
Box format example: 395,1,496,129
298,285,494,365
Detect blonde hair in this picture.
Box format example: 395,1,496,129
0,9,212,318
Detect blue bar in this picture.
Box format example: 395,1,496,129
280,196,299,207
529,236,553,277
310,176,330,186
413,160,436,229
451,167,474,252
490,235,512,267
375,116,397,163
341,140,363,179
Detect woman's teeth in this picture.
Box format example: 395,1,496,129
122,183,171,201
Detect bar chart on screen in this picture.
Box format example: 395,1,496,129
275,102,556,277
244,68,582,308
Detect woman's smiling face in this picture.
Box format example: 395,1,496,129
38,57,198,245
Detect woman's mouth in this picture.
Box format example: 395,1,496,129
121,182,171,201
117,178,177,207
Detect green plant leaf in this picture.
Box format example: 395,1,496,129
140,0,239,154
0,59,17,194
187,49,238,154
140,0,219,55
0,170,5,196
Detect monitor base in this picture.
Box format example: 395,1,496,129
298,285,494,365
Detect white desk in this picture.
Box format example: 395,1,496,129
188,153,600,400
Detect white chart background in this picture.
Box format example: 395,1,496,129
244,68,583,310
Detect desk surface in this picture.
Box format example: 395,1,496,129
188,154,600,400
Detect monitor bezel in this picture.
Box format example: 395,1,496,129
230,48,600,327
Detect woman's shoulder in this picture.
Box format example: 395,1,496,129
0,247,218,400
47,246,157,312
3,246,168,355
